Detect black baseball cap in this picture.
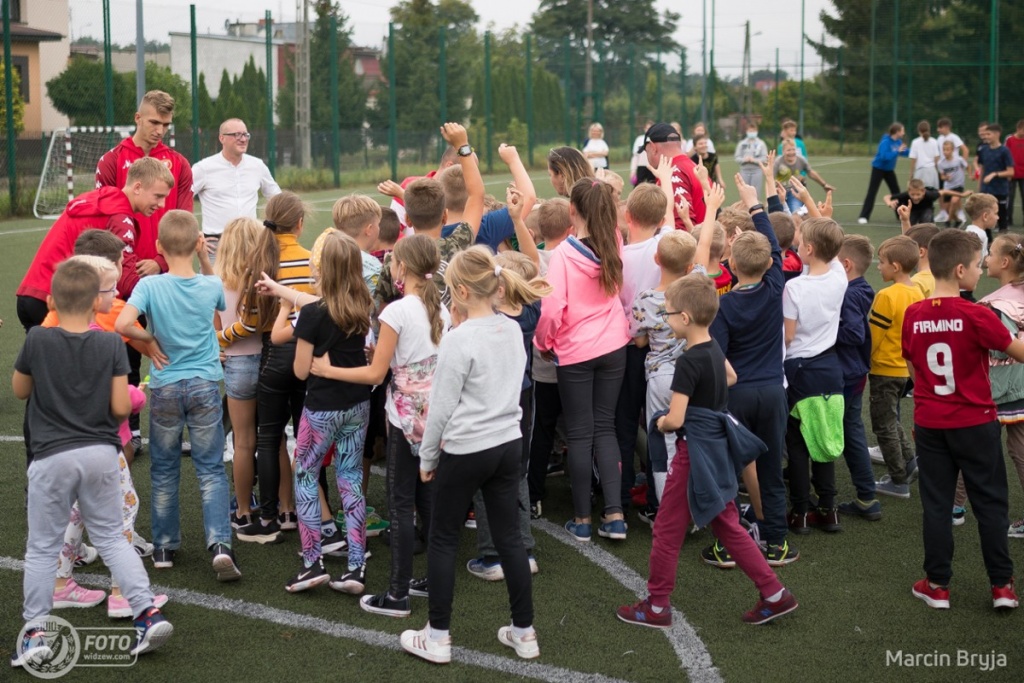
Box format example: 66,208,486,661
643,123,682,146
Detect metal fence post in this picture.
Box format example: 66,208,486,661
563,36,571,145
484,31,493,173
439,26,447,159
656,52,663,122
868,0,876,144
388,22,397,181
526,34,534,167
190,5,199,163
679,48,687,131
838,46,845,154
330,14,340,188
265,11,276,175
103,0,114,128
3,0,16,212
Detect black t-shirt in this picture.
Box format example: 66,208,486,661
293,303,371,411
894,190,939,222
670,339,729,411
506,301,541,390
15,327,129,459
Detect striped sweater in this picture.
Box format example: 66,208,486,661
218,232,314,348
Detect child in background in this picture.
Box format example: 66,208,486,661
315,234,450,617
280,233,373,595
14,260,171,669
734,122,769,195
834,236,882,521
617,274,798,628
693,222,730,296
768,212,802,281
964,193,998,261
373,208,401,263
782,218,848,534
690,135,725,188
527,198,572,518
903,229,1023,611
705,175,798,568
535,179,631,543
908,120,941,189
777,119,808,159
858,123,909,224
885,178,940,226
868,236,924,499
978,234,1024,537
905,223,939,298
1006,120,1024,227
406,247,549,664
583,122,610,170
214,218,264,532
116,211,240,580
774,141,835,214
977,123,1015,232
936,117,969,160
937,141,970,226
331,195,383,294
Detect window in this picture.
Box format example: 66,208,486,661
12,56,28,102
10,0,21,23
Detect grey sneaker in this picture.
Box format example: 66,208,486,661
1008,518,1024,538
904,456,919,484
875,475,910,499
868,446,884,465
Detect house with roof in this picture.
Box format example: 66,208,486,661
6,0,70,134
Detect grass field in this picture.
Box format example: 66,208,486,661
1,157,1023,682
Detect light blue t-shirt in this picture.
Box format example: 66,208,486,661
127,273,226,388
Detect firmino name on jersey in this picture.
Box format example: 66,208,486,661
913,319,963,334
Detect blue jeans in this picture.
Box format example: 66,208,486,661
785,190,804,214
149,378,230,551
842,381,876,500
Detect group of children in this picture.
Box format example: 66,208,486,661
12,115,1024,670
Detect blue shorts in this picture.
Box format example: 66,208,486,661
223,354,260,400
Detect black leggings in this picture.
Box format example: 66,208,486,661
859,167,901,220
385,425,433,599
557,346,627,518
527,381,562,505
427,440,532,631
255,337,306,521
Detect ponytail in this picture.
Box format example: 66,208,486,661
392,234,445,346
569,178,623,297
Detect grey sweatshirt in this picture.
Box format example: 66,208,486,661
419,313,526,472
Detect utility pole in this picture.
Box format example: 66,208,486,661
741,21,751,122
295,0,311,168
700,0,706,124
135,0,145,105
585,0,594,121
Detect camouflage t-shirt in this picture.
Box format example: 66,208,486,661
374,223,473,309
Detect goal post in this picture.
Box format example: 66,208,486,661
33,126,177,220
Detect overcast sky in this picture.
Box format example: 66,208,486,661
69,0,836,77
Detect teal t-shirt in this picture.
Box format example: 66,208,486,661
127,273,226,388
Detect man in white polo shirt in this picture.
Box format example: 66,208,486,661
192,118,281,259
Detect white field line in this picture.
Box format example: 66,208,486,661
0,556,630,683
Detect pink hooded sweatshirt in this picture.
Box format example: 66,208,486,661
535,235,630,366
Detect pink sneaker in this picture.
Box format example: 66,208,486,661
52,580,105,609
108,593,169,619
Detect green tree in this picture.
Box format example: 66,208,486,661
196,73,216,130
0,62,26,135
214,69,246,124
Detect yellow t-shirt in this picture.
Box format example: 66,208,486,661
869,282,925,377
912,269,935,298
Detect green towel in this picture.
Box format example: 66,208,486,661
791,394,845,463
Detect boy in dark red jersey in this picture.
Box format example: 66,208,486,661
902,229,1024,611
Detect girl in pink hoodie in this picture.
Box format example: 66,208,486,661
535,179,631,542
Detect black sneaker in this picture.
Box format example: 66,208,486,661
637,504,658,527
701,540,736,569
236,517,283,545
211,543,242,581
330,564,366,594
231,512,252,530
359,591,410,617
152,548,175,569
285,559,330,593
322,535,348,557
408,577,429,598
278,511,298,531
764,540,800,567
530,501,542,520
130,435,143,456
546,461,565,477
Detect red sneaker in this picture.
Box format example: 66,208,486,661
912,578,950,609
630,483,648,507
616,598,672,629
992,579,1019,610
742,589,798,624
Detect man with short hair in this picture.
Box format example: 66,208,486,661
191,118,281,258
644,122,707,230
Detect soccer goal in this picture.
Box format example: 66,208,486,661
33,126,177,219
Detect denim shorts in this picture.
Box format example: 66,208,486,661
223,354,260,400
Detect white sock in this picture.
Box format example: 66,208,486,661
649,603,666,614
428,625,449,642
511,624,535,638
765,589,785,603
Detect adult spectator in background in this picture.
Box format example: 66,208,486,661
684,122,717,155
643,122,707,229
192,118,281,260
96,90,192,451
630,119,655,186
582,123,610,171
1005,119,1024,227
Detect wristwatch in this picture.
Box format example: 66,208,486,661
747,203,764,214
457,144,473,157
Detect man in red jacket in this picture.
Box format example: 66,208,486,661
16,157,174,331
643,122,708,229
95,90,193,276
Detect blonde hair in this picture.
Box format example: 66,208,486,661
989,233,1024,281
438,165,469,213
799,217,844,262
494,251,538,281
332,194,382,238
547,147,595,197
878,235,920,273
317,232,372,337
839,234,874,276
310,227,338,278
666,273,719,326
717,207,755,237
157,209,200,257
66,254,118,282
537,198,571,242
141,89,175,115
657,230,696,275
768,213,796,250
241,191,309,332
965,192,998,221
392,234,444,346
126,156,174,189
730,231,772,278
692,222,727,261
446,246,552,310
214,217,261,291
626,184,668,229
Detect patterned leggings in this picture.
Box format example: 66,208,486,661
294,402,370,570
57,451,139,588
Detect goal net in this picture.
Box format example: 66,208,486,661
33,126,177,219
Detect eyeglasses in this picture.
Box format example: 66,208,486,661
99,286,118,296
221,132,251,140
660,310,683,321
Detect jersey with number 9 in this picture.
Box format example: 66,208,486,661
902,296,1011,429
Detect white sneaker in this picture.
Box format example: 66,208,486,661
400,625,451,664
868,446,884,465
497,625,540,659
223,433,234,463
133,533,154,558
934,209,949,223
73,544,99,567
857,217,868,225
958,209,967,222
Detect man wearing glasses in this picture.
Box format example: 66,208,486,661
191,119,281,260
